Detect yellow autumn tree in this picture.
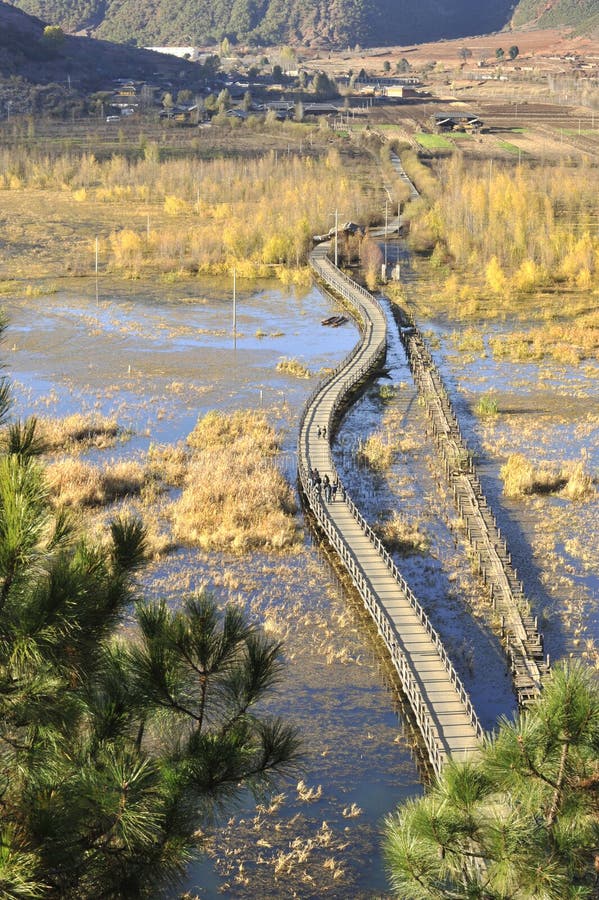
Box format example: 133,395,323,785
513,259,543,293
485,256,507,295
110,229,143,269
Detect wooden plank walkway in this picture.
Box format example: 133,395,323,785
299,244,482,775
398,321,548,704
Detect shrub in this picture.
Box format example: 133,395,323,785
276,357,311,378
374,513,429,555
475,394,498,417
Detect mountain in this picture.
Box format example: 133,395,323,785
4,0,514,49
0,1,203,88
512,0,599,35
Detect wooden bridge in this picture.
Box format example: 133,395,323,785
298,243,483,776
397,321,548,704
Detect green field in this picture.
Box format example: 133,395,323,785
497,140,526,155
414,132,453,150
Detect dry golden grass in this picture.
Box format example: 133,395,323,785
501,453,595,501
356,432,397,472
46,458,105,507
561,460,596,501
147,442,189,486
374,512,430,556
35,413,120,452
171,410,299,553
46,457,146,507
276,357,312,379
187,409,279,455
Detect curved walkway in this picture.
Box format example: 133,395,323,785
298,244,482,775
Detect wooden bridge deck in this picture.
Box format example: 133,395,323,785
299,244,482,775
398,323,547,704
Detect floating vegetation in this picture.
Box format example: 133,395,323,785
296,780,323,803
500,453,595,501
276,357,312,379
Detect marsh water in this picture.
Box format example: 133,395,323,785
5,269,598,897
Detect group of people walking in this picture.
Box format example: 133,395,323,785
309,467,344,503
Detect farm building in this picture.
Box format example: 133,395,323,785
433,112,483,132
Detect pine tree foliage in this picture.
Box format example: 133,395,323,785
383,662,599,899
0,392,299,894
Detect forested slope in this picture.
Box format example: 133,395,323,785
5,0,514,48
512,0,599,34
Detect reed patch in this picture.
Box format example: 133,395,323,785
500,453,595,500
171,410,300,552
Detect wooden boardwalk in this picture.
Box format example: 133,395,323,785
299,244,482,775
398,321,548,704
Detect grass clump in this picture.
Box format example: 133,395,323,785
561,460,595,501
172,410,299,552
475,394,499,417
46,458,146,507
147,442,189,486
501,454,595,501
187,409,279,455
276,357,311,379
357,432,397,472
374,513,430,556
378,384,397,401
36,414,120,452
453,328,485,354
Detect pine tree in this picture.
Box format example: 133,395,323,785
383,661,599,899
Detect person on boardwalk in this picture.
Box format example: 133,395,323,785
317,426,322,438
322,426,327,439
332,479,338,501
322,474,331,502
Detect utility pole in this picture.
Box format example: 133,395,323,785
233,268,237,349
384,199,388,271
95,237,99,306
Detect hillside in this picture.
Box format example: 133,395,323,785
0,2,204,88
5,0,514,48
512,0,599,35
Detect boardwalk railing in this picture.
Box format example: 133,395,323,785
299,246,483,775
398,321,548,703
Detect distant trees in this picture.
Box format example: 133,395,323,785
396,58,411,73
421,154,599,295
458,47,472,63
0,138,380,280
508,44,520,60
383,60,391,73
384,661,599,899
496,47,505,60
